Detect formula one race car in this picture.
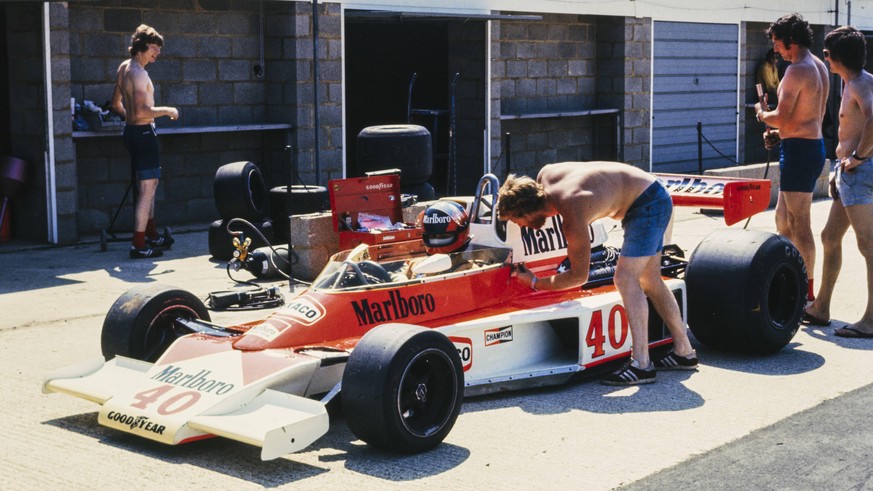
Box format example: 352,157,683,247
44,172,805,460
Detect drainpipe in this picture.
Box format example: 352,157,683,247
312,0,321,184
43,3,58,244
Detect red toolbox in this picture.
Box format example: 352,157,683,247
328,174,425,252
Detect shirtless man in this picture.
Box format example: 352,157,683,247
803,27,873,338
755,13,829,302
497,162,697,386
111,24,179,259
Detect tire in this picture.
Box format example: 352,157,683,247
101,284,210,362
685,229,805,354
342,324,464,453
357,125,433,185
213,161,268,221
208,218,274,261
268,185,329,243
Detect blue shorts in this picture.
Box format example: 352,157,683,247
836,159,873,207
123,123,161,181
621,181,672,257
779,138,825,192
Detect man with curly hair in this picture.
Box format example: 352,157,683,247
497,162,697,386
755,13,829,302
111,25,179,259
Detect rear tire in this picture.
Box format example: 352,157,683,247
101,284,210,362
686,229,805,354
342,324,463,453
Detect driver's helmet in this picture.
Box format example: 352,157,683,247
419,200,471,255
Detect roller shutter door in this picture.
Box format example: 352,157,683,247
652,21,738,173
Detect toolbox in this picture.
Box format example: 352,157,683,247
328,174,425,252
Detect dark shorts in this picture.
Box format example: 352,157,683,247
835,158,873,207
620,181,672,257
123,123,161,181
779,138,825,192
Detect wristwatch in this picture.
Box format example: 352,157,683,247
530,275,539,291
851,150,870,161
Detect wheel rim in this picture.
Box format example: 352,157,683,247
767,263,802,329
142,304,200,361
396,348,458,438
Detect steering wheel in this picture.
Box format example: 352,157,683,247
332,260,391,288
358,260,392,284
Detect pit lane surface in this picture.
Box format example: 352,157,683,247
2,201,871,490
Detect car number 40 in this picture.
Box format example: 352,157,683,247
130,385,202,416
585,305,629,358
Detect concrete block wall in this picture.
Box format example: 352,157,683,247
492,13,606,178
618,17,652,168
491,14,651,179
290,1,343,186
56,1,347,240
75,130,287,234
4,4,72,243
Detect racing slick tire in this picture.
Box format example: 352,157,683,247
357,124,433,185
101,284,211,362
342,324,464,453
685,229,805,354
213,161,268,222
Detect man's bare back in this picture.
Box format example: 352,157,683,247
537,161,656,224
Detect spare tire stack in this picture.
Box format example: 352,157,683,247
210,161,274,260
357,124,436,201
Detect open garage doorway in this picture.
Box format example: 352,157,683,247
344,12,487,197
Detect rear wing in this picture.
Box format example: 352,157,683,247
655,173,771,226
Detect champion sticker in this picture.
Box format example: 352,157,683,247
484,326,513,346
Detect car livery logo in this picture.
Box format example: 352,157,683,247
105,411,166,435
484,326,513,346
519,215,569,256
450,336,473,372
247,296,326,341
658,176,725,195
285,297,326,326
351,290,436,326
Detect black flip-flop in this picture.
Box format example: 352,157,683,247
801,311,831,327
834,326,873,338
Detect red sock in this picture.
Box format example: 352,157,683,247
808,278,815,302
145,219,158,239
133,231,146,249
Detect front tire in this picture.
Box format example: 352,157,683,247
342,324,464,453
101,284,210,362
685,229,805,354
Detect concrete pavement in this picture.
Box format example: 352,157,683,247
1,198,872,490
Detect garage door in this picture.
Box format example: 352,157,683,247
652,21,738,173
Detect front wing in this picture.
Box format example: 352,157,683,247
43,354,329,460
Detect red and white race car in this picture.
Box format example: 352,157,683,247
43,172,805,460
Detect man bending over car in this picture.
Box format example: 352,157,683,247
497,161,697,386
